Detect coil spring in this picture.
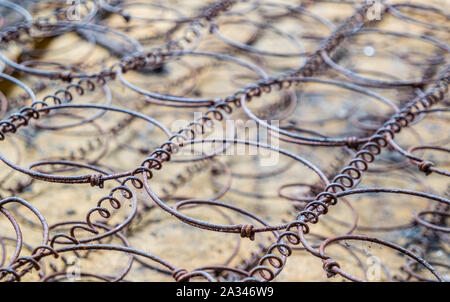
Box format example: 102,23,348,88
0,79,100,141
243,70,449,282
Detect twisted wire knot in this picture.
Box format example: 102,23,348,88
59,71,73,82
172,268,188,282
240,224,255,241
346,136,359,149
89,174,104,188
418,160,434,176
322,258,340,278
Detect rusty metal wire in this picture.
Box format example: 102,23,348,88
0,0,449,282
